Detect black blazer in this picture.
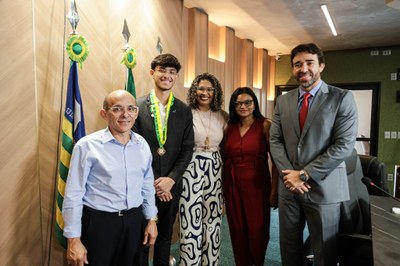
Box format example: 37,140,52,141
135,94,194,184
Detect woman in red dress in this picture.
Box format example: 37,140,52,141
223,87,278,266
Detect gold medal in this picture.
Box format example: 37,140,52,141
157,147,166,156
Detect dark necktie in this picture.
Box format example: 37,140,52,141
299,93,311,131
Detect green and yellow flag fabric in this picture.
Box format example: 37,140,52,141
55,61,86,248
121,47,137,98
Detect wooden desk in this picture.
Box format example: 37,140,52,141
370,195,400,266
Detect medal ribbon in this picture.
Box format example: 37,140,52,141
150,89,174,148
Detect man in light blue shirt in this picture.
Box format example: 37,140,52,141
62,90,158,266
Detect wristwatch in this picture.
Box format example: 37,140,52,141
299,170,309,182
149,216,158,223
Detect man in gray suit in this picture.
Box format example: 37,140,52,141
134,53,194,266
270,43,358,266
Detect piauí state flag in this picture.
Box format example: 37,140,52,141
55,61,86,249
125,68,136,98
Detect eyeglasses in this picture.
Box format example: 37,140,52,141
155,67,178,77
234,100,253,108
106,105,139,114
196,86,215,93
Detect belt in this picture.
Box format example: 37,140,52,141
193,146,220,152
83,205,141,217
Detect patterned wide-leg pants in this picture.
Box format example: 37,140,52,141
179,151,224,266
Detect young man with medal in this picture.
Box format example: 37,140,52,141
134,53,194,266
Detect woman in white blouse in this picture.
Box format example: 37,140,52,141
179,73,228,265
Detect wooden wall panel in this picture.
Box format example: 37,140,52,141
182,6,189,88
74,0,112,134
109,0,184,100
36,1,113,264
223,27,236,111
208,59,226,110
253,48,270,116
1,0,184,265
208,23,230,110
233,37,242,89
35,0,69,264
208,22,219,61
0,0,276,264
240,39,254,88
207,24,236,111
260,49,269,116
0,0,42,265
208,22,226,62
149,0,184,100
253,48,263,89
266,55,276,119
208,59,225,85
186,8,208,87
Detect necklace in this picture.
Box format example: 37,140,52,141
196,109,212,149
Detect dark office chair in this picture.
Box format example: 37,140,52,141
304,149,373,265
359,154,389,196
340,149,370,234
338,149,373,266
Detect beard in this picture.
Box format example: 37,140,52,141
296,72,320,89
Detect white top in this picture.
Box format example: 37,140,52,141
192,109,228,152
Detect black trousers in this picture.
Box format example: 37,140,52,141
81,205,144,266
135,183,182,266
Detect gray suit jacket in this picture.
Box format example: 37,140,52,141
270,81,358,204
135,94,194,185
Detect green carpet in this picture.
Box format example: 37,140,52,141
170,208,283,265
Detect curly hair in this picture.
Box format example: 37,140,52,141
228,87,264,124
187,73,224,112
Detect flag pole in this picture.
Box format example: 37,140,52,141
55,0,89,249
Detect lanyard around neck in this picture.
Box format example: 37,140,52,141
149,89,174,148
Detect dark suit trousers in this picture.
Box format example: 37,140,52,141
135,183,182,266
81,205,144,266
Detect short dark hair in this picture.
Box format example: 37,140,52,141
290,43,325,66
151,53,181,72
228,87,264,124
187,73,224,111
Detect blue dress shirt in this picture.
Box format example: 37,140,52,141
62,128,157,238
297,80,323,111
